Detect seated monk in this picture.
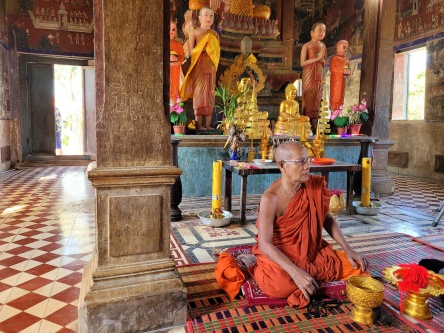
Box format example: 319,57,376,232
274,84,312,137
249,141,370,308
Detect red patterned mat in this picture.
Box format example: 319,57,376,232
412,233,444,252
223,233,444,333
179,263,425,333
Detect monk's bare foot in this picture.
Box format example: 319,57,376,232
238,254,257,268
206,127,213,130
196,125,205,130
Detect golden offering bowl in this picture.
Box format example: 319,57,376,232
383,265,444,320
346,276,385,325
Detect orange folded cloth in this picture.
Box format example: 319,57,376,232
215,252,245,300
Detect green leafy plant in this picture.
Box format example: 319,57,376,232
214,83,244,124
331,107,349,127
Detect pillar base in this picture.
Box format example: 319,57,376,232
78,250,186,333
371,140,395,195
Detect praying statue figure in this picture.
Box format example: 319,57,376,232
300,22,326,132
274,83,312,137
329,40,351,111
180,6,220,130
169,20,184,104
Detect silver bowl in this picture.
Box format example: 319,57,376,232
197,210,233,227
352,201,382,216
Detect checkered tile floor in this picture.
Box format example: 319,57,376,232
0,166,444,332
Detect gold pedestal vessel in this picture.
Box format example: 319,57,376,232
346,276,385,325
383,265,444,320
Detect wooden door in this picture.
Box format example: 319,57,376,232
28,63,55,154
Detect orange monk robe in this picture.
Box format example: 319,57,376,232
170,39,184,104
250,175,369,308
302,43,326,119
180,30,220,116
329,54,349,111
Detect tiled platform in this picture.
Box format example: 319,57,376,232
1,166,444,332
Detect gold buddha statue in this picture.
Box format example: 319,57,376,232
274,83,312,137
233,74,272,139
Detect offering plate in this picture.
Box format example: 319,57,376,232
198,210,233,227
383,265,444,319
346,276,384,324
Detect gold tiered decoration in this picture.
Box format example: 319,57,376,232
318,81,331,137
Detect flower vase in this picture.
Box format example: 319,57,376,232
337,126,348,135
173,125,185,135
348,124,361,135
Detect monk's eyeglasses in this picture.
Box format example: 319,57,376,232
282,157,311,166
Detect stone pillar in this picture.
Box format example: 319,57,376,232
78,1,187,332
371,0,396,195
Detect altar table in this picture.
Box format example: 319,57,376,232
223,160,362,224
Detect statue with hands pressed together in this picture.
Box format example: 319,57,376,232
300,22,327,133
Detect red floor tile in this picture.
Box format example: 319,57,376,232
39,243,65,252
14,237,39,246
17,277,53,292
0,281,13,292
7,292,47,311
0,267,21,280
51,286,80,303
45,304,78,327
25,263,58,276
61,260,87,272
0,256,27,267
32,253,61,263
0,311,41,333
42,234,65,242
57,272,82,286
57,328,76,333
5,245,33,255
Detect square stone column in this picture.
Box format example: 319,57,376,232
78,1,186,332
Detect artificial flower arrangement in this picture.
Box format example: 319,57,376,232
169,98,187,126
347,98,369,125
330,105,349,128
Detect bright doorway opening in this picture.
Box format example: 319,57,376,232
54,64,84,155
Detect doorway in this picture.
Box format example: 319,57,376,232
54,64,84,155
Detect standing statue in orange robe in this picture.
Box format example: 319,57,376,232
249,141,369,308
329,40,351,111
180,6,220,130
300,22,327,132
170,21,184,104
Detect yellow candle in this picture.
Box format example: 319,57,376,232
361,158,371,207
212,160,223,217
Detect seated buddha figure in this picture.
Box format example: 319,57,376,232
274,83,312,137
234,74,271,139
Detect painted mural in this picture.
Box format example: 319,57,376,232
10,0,94,57
394,0,444,42
426,37,444,121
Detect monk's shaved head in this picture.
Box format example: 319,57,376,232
275,141,307,163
